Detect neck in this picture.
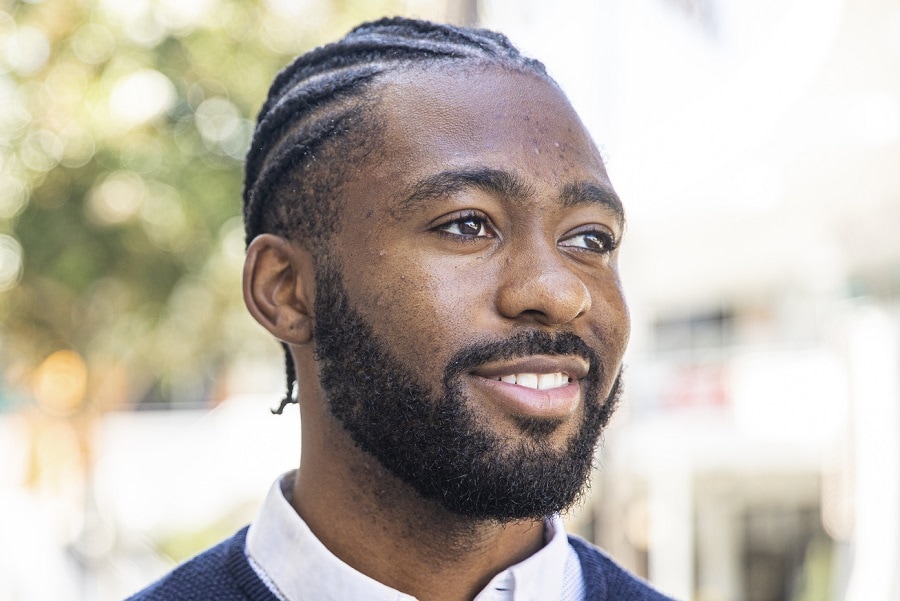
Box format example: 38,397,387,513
292,401,547,601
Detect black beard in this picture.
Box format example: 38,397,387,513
312,259,622,521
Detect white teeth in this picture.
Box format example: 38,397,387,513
537,374,556,390
517,373,538,389
495,373,569,390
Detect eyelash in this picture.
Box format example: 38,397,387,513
560,229,619,254
434,213,618,255
435,212,495,239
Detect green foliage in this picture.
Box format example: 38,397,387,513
0,0,423,410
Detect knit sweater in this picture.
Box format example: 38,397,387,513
128,527,675,600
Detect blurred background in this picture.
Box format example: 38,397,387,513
1,0,898,599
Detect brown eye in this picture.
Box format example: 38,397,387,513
457,219,484,236
439,215,494,238
559,230,616,253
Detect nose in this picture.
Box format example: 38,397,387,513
495,244,592,326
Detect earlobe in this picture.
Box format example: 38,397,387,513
243,234,316,345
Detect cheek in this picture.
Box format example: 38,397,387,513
342,252,494,369
589,279,631,368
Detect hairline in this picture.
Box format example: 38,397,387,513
269,60,561,250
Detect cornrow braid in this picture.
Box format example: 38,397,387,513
242,16,551,414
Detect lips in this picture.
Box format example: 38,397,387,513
468,354,589,419
471,354,589,383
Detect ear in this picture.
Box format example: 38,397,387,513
243,234,316,345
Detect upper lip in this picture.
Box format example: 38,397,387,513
469,355,590,380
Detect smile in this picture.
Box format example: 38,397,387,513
470,354,589,383
468,355,589,420
492,373,571,390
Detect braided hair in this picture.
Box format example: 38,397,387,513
242,17,551,414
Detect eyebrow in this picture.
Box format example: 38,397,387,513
396,167,533,214
394,166,626,226
561,181,626,226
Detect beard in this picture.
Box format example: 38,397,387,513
312,259,622,521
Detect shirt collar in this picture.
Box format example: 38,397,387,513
474,514,570,601
246,471,571,601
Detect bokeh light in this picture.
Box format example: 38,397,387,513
108,69,176,128
86,170,146,225
0,234,23,291
32,350,88,416
4,25,50,75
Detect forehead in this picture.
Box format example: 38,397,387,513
356,65,614,210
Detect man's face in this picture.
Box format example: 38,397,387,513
312,66,630,519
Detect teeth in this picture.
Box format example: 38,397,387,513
540,373,564,390
536,374,554,389
517,373,538,389
495,373,570,390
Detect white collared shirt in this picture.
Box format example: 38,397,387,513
245,472,584,601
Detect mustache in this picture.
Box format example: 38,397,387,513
442,330,601,383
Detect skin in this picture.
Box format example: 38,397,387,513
243,65,630,601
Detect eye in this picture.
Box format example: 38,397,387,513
559,229,617,253
436,213,495,239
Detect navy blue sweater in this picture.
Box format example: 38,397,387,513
128,527,675,600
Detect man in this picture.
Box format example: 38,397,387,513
130,17,674,601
